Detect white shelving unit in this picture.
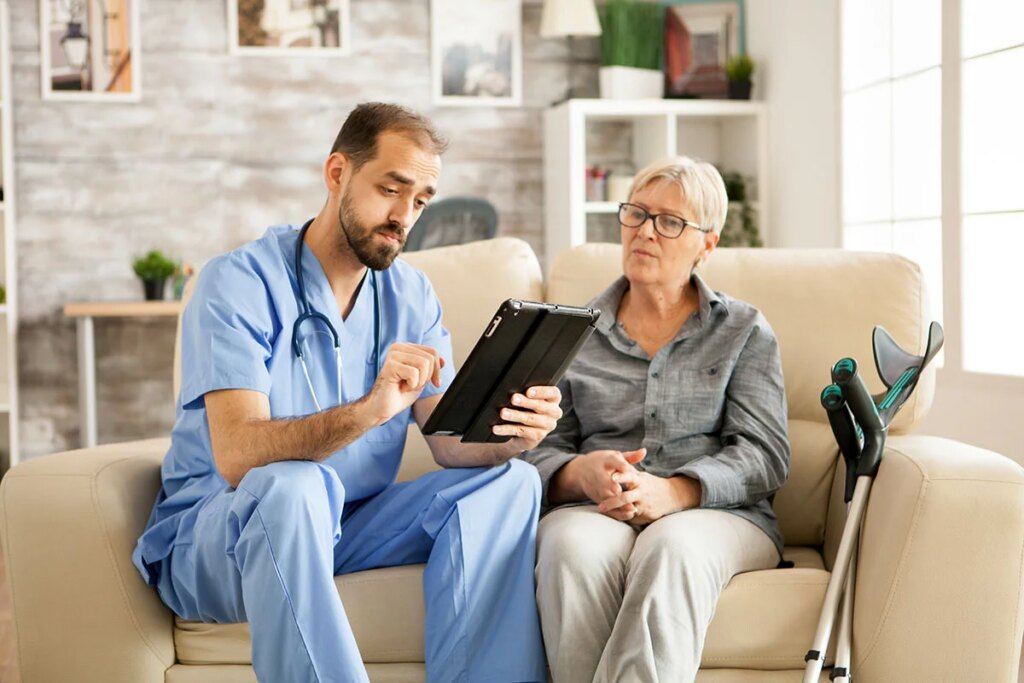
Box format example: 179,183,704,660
0,0,19,468
543,98,769,268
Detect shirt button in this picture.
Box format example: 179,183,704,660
651,371,659,378
649,410,657,418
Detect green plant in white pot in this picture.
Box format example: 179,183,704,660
599,0,664,99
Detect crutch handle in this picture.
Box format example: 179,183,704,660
821,384,861,502
833,358,885,478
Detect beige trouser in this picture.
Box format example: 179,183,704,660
536,505,779,683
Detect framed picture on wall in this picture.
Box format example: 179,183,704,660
431,0,522,107
39,0,142,101
228,0,350,55
664,0,745,99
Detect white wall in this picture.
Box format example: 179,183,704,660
919,0,1024,466
746,0,1024,465
746,0,841,249
8,0,587,459
922,376,1024,464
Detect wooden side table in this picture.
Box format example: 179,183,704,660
63,301,182,448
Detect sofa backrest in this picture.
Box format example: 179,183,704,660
401,237,546,363
174,238,934,549
547,243,935,432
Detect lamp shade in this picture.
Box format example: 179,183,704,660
539,0,602,38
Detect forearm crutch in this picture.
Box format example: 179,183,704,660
819,386,863,683
803,322,944,683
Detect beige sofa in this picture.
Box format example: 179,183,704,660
3,238,1024,683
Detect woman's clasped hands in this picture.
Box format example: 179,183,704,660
566,447,702,526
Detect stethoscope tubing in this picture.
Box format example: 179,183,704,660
292,218,382,411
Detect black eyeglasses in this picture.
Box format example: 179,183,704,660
618,202,709,239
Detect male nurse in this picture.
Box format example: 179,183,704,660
132,102,558,683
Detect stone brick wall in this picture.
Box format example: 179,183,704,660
10,0,600,458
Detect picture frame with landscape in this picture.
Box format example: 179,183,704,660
431,0,522,107
228,0,350,56
664,0,745,99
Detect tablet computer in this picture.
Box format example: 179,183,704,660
422,299,601,443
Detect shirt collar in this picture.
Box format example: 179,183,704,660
591,271,730,338
692,271,730,323
591,277,629,336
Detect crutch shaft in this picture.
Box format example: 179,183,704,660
803,476,872,683
831,534,858,682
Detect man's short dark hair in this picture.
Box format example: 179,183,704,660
330,102,448,171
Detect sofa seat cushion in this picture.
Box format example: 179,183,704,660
174,546,829,669
703,546,833,670
175,564,425,665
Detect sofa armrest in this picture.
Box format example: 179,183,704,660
852,435,1024,682
0,439,174,683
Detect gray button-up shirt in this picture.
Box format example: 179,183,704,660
521,273,790,557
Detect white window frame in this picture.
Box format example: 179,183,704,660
941,0,1024,391
840,0,1024,395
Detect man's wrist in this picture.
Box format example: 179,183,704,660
349,395,386,431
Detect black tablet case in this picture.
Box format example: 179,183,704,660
422,299,600,443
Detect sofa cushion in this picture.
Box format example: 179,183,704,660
174,546,828,669
162,664,827,683
164,663,424,683
703,558,833,670
774,419,840,547
175,565,426,665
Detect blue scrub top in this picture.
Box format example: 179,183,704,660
132,224,456,584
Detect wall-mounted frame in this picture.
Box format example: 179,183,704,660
40,0,142,102
228,0,351,56
431,0,522,107
664,0,746,99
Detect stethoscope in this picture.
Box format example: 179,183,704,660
293,218,382,412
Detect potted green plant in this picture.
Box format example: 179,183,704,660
725,54,755,100
132,250,177,301
599,0,664,99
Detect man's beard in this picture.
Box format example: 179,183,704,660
337,191,406,271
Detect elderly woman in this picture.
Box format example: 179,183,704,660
520,157,789,683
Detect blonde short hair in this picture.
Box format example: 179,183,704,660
628,156,729,236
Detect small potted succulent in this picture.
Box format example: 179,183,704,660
725,54,755,100
132,250,177,301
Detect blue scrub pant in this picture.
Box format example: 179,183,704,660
154,459,546,683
